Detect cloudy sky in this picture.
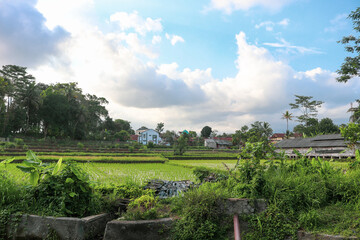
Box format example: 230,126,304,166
0,0,359,134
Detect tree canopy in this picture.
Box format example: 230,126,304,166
201,126,212,138
290,95,323,123
337,7,360,83
0,64,133,140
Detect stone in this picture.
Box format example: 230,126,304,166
7,213,113,240
103,218,174,240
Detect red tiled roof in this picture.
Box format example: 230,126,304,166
130,135,138,141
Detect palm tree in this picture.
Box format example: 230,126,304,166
282,111,293,133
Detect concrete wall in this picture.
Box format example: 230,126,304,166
7,213,113,240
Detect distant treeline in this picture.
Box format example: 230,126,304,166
0,65,133,140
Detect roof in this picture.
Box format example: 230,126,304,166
130,135,138,141
270,133,286,138
205,138,232,145
275,134,348,148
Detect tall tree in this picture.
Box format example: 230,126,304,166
282,110,293,133
290,95,323,123
155,122,164,133
201,126,212,138
337,7,360,83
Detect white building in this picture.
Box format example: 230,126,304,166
138,129,162,145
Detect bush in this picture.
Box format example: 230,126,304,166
77,142,84,149
31,162,103,217
172,183,230,240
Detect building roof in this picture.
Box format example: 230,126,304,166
205,138,232,145
130,135,138,141
275,134,348,148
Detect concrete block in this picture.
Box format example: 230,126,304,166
103,218,174,240
7,213,113,240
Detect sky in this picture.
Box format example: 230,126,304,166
0,0,359,134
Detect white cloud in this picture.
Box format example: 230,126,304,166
166,33,185,45
264,38,323,54
206,0,294,14
110,11,162,35
324,13,348,33
0,0,70,67
255,18,289,31
26,6,357,133
278,18,290,26
152,35,162,44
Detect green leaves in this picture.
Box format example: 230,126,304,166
52,158,62,175
16,150,63,186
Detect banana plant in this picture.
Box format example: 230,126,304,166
0,157,14,169
16,150,62,186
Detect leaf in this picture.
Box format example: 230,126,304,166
0,158,14,164
79,185,87,192
26,150,40,163
65,178,74,184
30,171,39,186
52,158,62,175
69,192,77,197
16,165,35,173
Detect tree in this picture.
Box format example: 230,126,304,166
337,7,360,83
201,126,212,138
155,122,164,133
188,131,197,138
340,123,360,153
162,130,177,145
318,118,339,134
115,130,130,142
282,111,293,133
174,134,188,155
290,95,323,123
248,121,273,142
232,125,249,146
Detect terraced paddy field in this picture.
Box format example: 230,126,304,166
1,162,197,185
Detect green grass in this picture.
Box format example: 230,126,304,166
1,162,197,185
0,155,166,162
169,159,349,170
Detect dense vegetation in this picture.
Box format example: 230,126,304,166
0,65,133,140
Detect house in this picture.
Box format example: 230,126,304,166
269,133,302,144
275,133,355,159
138,129,162,145
135,126,149,135
205,137,232,149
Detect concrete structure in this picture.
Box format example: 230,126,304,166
7,213,113,240
138,129,162,145
103,218,174,240
275,134,355,159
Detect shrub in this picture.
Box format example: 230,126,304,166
77,142,84,149
31,162,103,217
172,183,230,240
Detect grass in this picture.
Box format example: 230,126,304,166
169,159,349,170
0,155,166,162
1,162,197,185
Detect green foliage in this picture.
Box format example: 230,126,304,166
337,7,360,83
16,150,62,186
31,161,103,217
193,167,228,182
172,183,230,240
200,126,212,138
173,134,188,155
245,205,298,240
340,122,360,150
147,141,155,148
290,95,323,124
77,142,84,149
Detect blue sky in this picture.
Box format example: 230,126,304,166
0,0,359,134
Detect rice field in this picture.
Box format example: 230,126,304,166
0,162,197,185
